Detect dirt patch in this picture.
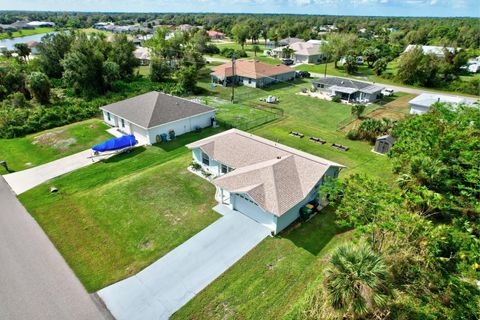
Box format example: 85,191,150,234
342,94,416,132
89,123,98,129
32,130,77,150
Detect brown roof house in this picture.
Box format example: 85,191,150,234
101,91,215,144
211,59,296,88
187,129,344,234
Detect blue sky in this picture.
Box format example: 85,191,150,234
0,0,479,17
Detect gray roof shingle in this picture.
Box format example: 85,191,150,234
313,77,384,94
100,91,215,129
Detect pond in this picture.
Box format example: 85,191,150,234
0,32,56,50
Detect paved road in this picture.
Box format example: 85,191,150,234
3,149,110,195
0,176,110,320
98,205,270,320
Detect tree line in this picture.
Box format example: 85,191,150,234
305,104,480,319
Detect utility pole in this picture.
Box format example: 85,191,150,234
231,55,236,103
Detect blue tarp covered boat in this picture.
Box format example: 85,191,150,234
92,135,137,152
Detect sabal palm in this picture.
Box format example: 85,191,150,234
324,243,391,319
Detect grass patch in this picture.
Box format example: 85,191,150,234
173,208,353,320
19,128,223,292
196,74,395,182
0,119,112,173
0,27,55,40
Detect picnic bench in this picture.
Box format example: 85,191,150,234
309,137,326,144
289,131,304,138
331,143,349,151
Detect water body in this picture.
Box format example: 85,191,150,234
0,32,56,50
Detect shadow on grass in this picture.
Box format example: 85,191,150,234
102,146,148,163
279,207,347,256
151,127,224,152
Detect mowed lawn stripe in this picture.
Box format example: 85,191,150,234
19,129,223,292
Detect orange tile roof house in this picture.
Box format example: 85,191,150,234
187,129,344,234
211,59,296,88
207,30,225,39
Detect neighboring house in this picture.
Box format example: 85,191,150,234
207,30,225,40
186,129,344,234
272,41,325,64
403,45,459,58
409,93,478,115
10,21,35,30
100,91,216,145
313,77,385,103
94,22,114,30
211,59,296,88
265,37,303,49
0,24,18,31
27,21,55,28
134,47,151,65
374,135,396,154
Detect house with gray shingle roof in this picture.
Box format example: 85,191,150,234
100,91,215,144
187,129,344,234
313,77,384,102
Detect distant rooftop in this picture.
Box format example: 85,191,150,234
409,93,478,108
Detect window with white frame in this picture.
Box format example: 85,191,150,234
121,118,125,128
106,112,111,121
221,164,232,174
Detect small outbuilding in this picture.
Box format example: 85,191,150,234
374,135,396,154
100,91,215,145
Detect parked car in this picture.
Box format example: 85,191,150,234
282,58,294,66
296,71,311,78
381,88,395,97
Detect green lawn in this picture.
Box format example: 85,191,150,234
195,75,395,182
0,27,55,40
0,119,112,173
173,208,353,320
18,66,397,311
19,128,223,292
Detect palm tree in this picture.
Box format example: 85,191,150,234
351,104,366,119
282,45,295,59
323,243,391,319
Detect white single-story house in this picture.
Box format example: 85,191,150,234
211,59,296,88
409,93,478,115
403,45,460,58
272,41,326,64
187,129,345,234
100,91,216,145
313,77,385,103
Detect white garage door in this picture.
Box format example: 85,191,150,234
233,195,276,231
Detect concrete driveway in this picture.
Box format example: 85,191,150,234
98,206,270,320
0,176,109,320
3,149,110,195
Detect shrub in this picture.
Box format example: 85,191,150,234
346,129,360,140
168,129,176,140
190,162,202,171
332,96,341,103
